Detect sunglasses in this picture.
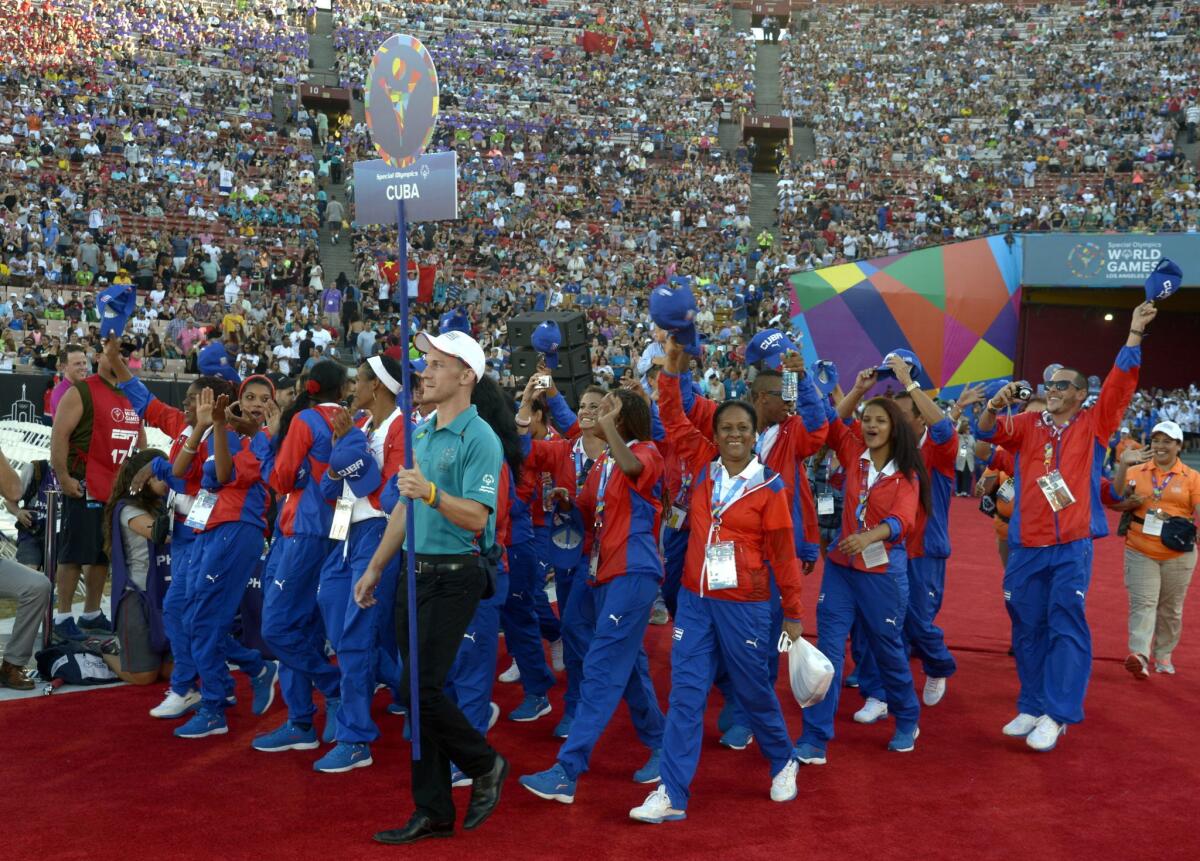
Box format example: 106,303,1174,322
1045,380,1083,392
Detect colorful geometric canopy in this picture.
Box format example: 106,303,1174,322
788,235,1023,397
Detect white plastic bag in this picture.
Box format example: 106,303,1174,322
778,632,834,708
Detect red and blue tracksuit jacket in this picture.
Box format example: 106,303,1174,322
119,377,211,510
658,373,803,620
329,409,408,515
669,370,828,562
576,440,665,585
202,428,270,531
261,404,341,538
824,418,921,576
977,346,1140,547
914,418,958,560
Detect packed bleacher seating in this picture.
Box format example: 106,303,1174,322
776,0,1200,263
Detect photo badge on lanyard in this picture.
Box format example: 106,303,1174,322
817,493,835,516
666,471,692,530
185,489,218,530
1143,509,1165,537
1037,434,1075,512
857,460,888,569
329,497,353,541
997,478,1015,502
706,466,746,590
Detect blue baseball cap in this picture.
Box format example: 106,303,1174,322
548,509,585,570
328,435,383,498
813,360,839,396
649,281,700,356
197,339,240,383
1145,258,1182,302
438,308,471,336
876,348,923,383
531,320,563,369
97,283,136,338
744,329,798,369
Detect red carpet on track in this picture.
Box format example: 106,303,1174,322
3,499,1199,860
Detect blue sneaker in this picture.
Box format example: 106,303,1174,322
509,693,552,722
552,710,574,739
250,661,279,716
632,748,661,784
386,703,406,717
519,763,576,804
450,764,472,788
487,702,500,731
844,669,860,688
717,702,736,734
888,726,920,753
313,742,373,773
253,720,320,752
719,724,754,750
52,617,86,643
322,697,341,744
793,742,827,765
174,707,228,739
77,612,112,634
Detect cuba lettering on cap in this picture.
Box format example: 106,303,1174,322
745,328,798,369
1144,258,1182,303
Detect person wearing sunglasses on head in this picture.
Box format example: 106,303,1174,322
978,302,1156,752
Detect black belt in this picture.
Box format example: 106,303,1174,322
413,554,481,575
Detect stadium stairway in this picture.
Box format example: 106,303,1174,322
308,5,355,356
748,16,783,239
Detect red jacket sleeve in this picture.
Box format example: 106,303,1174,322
888,474,921,545
1093,352,1140,445
687,390,718,436
658,373,717,476
762,486,803,619
991,445,1015,475
826,413,865,470
368,419,407,510
144,398,188,438
270,418,315,495
781,411,829,461
629,442,664,499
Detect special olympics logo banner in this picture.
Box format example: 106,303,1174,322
1024,234,1200,288
364,34,439,168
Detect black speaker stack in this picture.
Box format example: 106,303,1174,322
507,310,592,409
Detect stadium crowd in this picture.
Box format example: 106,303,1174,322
776,0,1200,262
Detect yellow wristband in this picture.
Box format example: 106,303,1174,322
427,482,437,506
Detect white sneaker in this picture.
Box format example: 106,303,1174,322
769,759,799,803
150,689,201,719
550,639,565,673
1155,661,1176,675
1026,715,1066,752
1002,713,1041,737
853,697,888,724
629,785,686,824
498,659,521,683
922,676,947,707
487,702,500,731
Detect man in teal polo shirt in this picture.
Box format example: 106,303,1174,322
357,329,507,845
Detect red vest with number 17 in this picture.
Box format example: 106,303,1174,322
77,376,142,501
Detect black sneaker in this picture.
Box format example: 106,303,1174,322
78,612,113,634
52,617,87,643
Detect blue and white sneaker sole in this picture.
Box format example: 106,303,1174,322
254,739,320,753
888,727,920,753
252,664,280,716
176,725,229,739
794,750,827,766
519,781,575,804
153,702,200,720
630,810,687,824
510,703,552,722
315,755,374,773
719,735,754,751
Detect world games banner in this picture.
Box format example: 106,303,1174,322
1023,233,1200,287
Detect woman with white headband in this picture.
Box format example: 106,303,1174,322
308,354,410,773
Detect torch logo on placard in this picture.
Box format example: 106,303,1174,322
364,34,440,169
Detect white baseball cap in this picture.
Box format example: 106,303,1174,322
415,330,485,381
1150,420,1184,442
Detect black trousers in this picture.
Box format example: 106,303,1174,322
395,564,497,821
